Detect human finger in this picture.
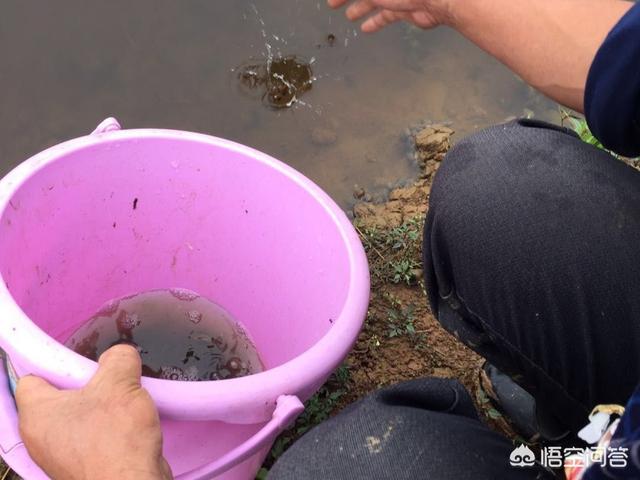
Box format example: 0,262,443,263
15,375,60,410
327,0,350,9
346,0,378,21
369,0,421,11
362,9,406,32
90,343,142,391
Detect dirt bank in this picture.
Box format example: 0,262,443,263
343,124,488,411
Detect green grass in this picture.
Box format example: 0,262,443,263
383,293,427,350
355,216,427,351
390,259,420,286
387,306,416,338
560,110,606,150
561,109,640,169
385,294,416,338
355,216,424,286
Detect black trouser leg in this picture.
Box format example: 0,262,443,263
424,119,640,432
269,378,549,479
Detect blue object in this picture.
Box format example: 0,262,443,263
574,6,640,478
582,6,640,474
2,356,16,396
584,2,640,157
584,383,640,479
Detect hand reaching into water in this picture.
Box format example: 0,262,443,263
328,0,453,32
16,344,173,480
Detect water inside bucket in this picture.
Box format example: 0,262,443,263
64,289,264,381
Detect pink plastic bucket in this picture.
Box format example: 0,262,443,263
0,118,370,479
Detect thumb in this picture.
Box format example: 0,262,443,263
89,344,142,392
15,375,61,412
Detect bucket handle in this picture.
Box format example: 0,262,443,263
91,117,121,135
175,395,304,480
2,355,303,479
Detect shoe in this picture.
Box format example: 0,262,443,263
480,362,571,443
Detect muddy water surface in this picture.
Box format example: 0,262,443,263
65,289,264,381
0,0,558,206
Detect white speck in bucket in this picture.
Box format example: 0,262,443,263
95,299,120,316
161,366,184,380
169,288,200,302
160,365,200,381
187,310,203,324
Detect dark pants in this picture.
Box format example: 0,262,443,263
269,120,640,479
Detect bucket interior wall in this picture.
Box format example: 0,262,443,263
0,136,351,368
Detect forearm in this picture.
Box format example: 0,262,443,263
446,0,633,112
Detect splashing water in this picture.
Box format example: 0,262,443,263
237,55,313,109
240,3,315,109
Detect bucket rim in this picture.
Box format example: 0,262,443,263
0,125,370,423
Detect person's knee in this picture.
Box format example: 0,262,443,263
422,119,581,311
428,123,507,221
428,119,578,217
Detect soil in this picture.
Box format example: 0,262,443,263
347,125,478,394
340,124,515,436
